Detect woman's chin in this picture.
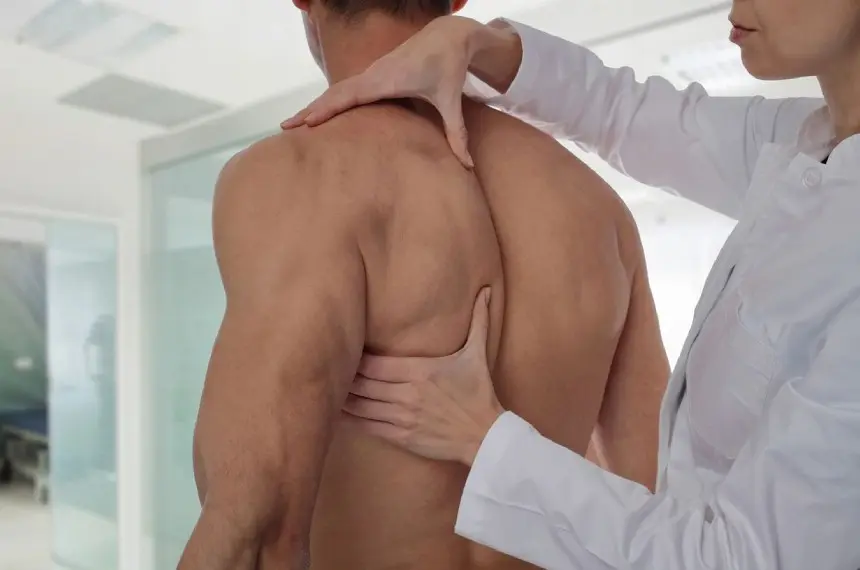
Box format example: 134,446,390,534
740,53,770,79
741,53,806,81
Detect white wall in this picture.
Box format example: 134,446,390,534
0,215,46,243
0,94,155,220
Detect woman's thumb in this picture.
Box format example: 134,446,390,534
441,99,473,169
466,288,491,348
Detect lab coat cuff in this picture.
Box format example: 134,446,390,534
456,412,547,554
466,411,531,494
455,412,605,568
456,411,655,569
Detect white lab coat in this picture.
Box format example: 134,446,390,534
458,20,860,570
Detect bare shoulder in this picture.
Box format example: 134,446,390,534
215,130,314,210
465,101,646,272
211,128,371,290
215,126,377,232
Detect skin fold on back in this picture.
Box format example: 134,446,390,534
303,99,668,570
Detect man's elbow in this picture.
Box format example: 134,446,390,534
195,487,304,567
178,502,267,570
179,502,304,570
202,471,288,538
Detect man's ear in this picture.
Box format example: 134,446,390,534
451,0,468,13
293,0,311,11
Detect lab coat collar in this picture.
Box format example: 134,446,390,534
795,103,860,173
795,104,835,161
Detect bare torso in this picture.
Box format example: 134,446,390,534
298,99,663,570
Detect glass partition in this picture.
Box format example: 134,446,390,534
47,220,118,570
144,140,261,568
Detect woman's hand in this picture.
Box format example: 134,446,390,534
342,288,504,466
282,15,479,167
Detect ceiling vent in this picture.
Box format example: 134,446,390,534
60,74,225,128
2,0,177,68
662,41,758,92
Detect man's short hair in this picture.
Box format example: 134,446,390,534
321,0,452,20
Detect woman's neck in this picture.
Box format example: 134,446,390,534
818,52,860,144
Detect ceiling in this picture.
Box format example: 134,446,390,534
1,0,563,136
0,0,823,139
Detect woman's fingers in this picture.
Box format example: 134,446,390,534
346,376,417,423
286,83,474,168
344,287,501,464
281,64,474,170
351,374,411,402
341,413,408,445
281,107,311,129
302,85,361,126
280,78,364,129
343,393,408,425
296,71,399,128
358,353,426,383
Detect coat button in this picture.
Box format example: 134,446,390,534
802,168,822,188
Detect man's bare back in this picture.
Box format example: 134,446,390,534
182,99,668,570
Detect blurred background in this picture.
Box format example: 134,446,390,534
0,1,820,569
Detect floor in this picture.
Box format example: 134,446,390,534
0,480,51,570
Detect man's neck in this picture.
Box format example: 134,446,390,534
318,12,431,84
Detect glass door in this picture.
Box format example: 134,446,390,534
47,220,118,570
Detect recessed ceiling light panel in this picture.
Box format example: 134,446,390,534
6,0,177,68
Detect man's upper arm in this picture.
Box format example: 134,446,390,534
192,136,366,552
594,237,670,491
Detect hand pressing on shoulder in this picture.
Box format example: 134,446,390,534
282,16,523,170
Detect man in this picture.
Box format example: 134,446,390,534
178,1,670,569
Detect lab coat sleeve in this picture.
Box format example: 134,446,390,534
455,295,860,570
467,21,823,219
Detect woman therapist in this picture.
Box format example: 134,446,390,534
283,3,860,569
